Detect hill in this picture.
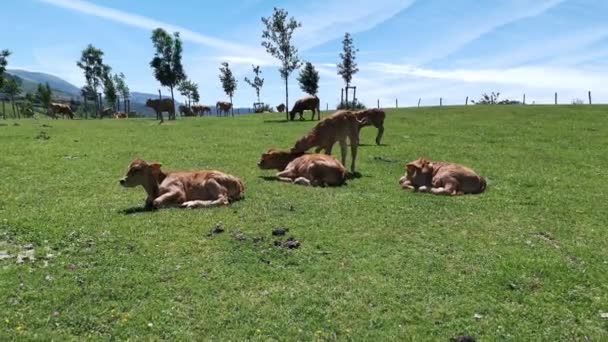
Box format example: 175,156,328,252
4,69,174,116
0,105,606,340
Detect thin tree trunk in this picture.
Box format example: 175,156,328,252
2,100,5,120
124,97,127,117
285,77,289,121
170,86,176,120
11,98,17,119
230,96,234,117
345,82,349,109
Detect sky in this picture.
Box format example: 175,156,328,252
1,0,607,107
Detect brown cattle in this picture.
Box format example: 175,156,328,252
113,112,127,119
191,105,211,116
50,102,74,119
216,101,232,116
146,98,175,120
276,104,286,113
399,158,487,196
258,149,347,187
290,95,320,121
355,108,386,145
179,105,195,117
119,159,245,209
291,110,367,173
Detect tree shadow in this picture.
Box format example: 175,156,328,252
120,206,157,215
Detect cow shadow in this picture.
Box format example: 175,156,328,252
358,143,389,147
120,205,157,215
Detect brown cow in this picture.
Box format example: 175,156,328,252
399,158,487,196
290,95,320,121
113,112,127,119
291,110,367,173
258,149,347,187
216,101,232,116
355,108,386,145
276,104,286,113
50,102,74,119
119,159,245,209
146,98,175,120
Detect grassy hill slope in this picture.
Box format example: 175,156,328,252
0,105,606,340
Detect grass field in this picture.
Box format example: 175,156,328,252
1,105,607,340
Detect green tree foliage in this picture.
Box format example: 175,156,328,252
113,73,130,112
150,28,186,121
77,44,110,117
337,33,359,90
103,73,118,112
297,62,320,96
0,49,11,90
3,77,22,119
261,8,302,120
244,65,264,103
219,62,237,115
178,79,199,107
37,82,53,112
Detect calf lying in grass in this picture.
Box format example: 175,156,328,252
258,149,347,187
399,158,486,196
119,159,245,209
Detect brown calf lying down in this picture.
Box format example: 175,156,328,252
258,149,347,187
355,108,386,145
399,158,486,196
50,102,74,119
290,95,320,121
291,110,366,173
119,159,245,209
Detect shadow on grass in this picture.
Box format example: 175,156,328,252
120,206,157,215
358,143,389,147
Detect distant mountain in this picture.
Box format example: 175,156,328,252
6,69,81,96
3,69,180,117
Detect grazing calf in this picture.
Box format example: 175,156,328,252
355,108,386,145
113,112,127,119
291,110,367,173
290,95,320,121
399,158,486,196
179,105,195,117
119,159,245,209
50,102,74,119
258,149,347,187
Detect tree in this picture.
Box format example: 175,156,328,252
244,65,264,104
297,62,320,96
3,77,22,119
113,73,130,114
219,62,237,116
0,49,11,119
178,79,199,108
77,44,110,118
261,8,302,120
37,82,53,115
150,28,186,121
103,73,118,113
337,33,359,107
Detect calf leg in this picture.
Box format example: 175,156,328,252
182,179,229,208
277,168,296,183
430,180,461,196
375,125,385,145
339,139,348,168
349,132,359,173
153,191,185,208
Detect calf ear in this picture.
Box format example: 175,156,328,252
149,163,162,170
406,164,417,174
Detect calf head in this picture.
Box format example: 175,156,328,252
119,159,162,188
258,149,303,170
405,158,434,187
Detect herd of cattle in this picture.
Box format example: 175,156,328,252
119,107,486,209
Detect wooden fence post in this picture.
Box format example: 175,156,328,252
465,96,468,105
588,91,592,105
377,99,380,109
396,98,398,109
440,98,443,107
523,94,526,105
341,88,344,108
326,103,329,111
417,98,421,108
555,92,557,105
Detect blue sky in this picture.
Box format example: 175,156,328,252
1,0,607,107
